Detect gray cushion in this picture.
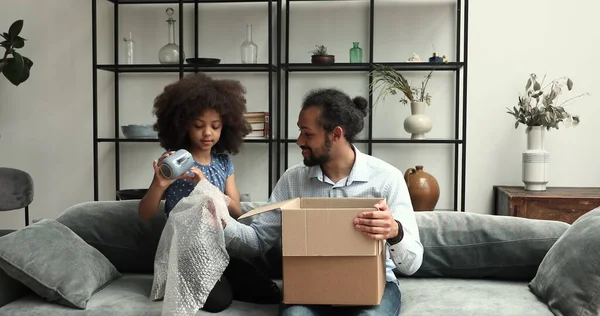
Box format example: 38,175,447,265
0,274,280,316
529,207,600,316
0,219,121,309
0,268,29,309
0,167,34,211
0,274,554,316
56,200,166,274
398,278,554,316
407,211,570,280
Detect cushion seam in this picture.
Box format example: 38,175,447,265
423,237,560,248
85,240,155,253
418,264,538,271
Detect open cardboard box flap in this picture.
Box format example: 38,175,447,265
239,197,385,257
237,198,297,220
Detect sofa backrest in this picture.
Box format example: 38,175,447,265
404,211,571,280
52,200,264,275
0,198,572,308
56,200,167,274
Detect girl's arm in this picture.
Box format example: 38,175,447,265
138,152,176,220
224,173,242,219
138,180,168,220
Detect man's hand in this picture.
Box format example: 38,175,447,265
353,200,399,240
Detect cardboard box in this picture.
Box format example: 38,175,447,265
239,197,386,306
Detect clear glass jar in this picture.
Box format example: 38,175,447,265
241,24,258,64
158,8,183,64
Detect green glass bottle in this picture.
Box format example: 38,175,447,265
349,42,363,63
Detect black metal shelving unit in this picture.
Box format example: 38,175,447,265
91,0,468,211
281,0,469,212
91,0,280,201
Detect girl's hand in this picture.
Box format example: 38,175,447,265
152,151,178,189
181,166,206,184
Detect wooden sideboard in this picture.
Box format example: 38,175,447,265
493,186,600,224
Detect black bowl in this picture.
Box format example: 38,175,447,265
186,58,221,65
116,189,150,201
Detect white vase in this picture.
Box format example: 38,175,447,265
404,101,432,140
522,126,549,191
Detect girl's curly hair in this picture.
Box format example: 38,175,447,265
152,73,252,154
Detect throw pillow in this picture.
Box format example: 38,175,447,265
529,207,600,316
0,229,30,308
0,219,121,309
57,200,166,274
0,267,29,308
402,211,570,280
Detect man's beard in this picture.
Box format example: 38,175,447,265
302,136,332,167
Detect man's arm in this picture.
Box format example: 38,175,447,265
385,174,424,276
223,171,290,259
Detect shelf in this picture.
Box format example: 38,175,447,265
96,64,276,73
375,62,464,71
289,0,367,2
98,137,272,143
284,63,371,72
98,138,159,143
365,138,464,144
283,62,464,72
106,0,271,4
280,138,463,144
96,62,462,73
243,137,272,143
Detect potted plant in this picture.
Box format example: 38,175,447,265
370,64,434,139
0,20,34,86
0,20,33,140
506,73,590,191
309,45,334,64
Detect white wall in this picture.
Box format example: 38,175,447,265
0,0,598,229
0,0,93,229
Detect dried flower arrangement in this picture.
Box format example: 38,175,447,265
370,64,433,106
507,73,590,132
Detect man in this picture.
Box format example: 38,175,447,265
224,88,424,315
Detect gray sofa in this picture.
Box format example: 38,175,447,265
0,200,598,316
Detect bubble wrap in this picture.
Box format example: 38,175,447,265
150,180,233,316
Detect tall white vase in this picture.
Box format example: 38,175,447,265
404,101,432,140
522,126,549,191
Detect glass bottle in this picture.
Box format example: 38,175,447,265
123,32,135,64
349,42,363,63
158,8,183,64
241,24,258,64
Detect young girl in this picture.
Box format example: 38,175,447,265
138,73,280,312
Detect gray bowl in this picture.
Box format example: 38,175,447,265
121,124,158,139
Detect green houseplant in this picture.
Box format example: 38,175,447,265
0,20,34,86
507,73,589,132
309,44,335,64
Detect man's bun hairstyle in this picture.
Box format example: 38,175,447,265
301,88,368,143
352,96,368,117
